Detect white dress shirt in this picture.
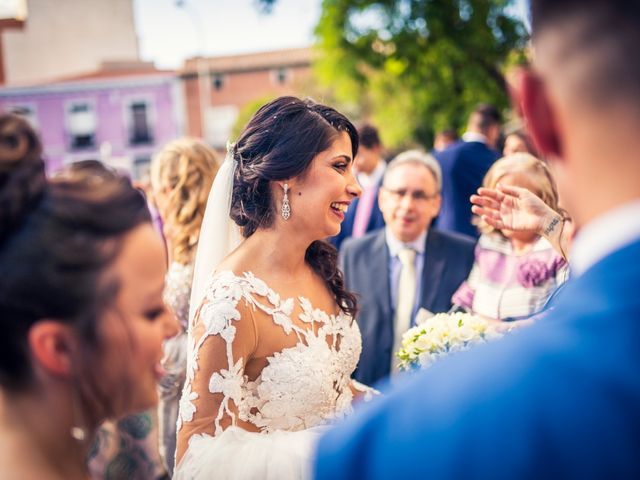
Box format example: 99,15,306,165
386,227,427,325
356,161,385,189
571,200,640,277
461,131,489,144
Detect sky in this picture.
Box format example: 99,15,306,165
0,0,26,19
133,0,529,70
133,0,322,69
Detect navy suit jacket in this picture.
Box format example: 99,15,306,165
316,238,640,479
340,228,475,386
434,141,500,238
330,179,385,250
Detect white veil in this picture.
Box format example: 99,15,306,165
188,150,242,324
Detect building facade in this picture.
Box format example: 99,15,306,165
182,47,314,147
1,0,139,85
0,62,184,179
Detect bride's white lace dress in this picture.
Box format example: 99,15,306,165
174,270,369,479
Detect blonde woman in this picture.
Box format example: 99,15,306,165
452,153,569,321
150,138,220,474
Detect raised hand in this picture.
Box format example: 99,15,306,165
470,184,556,234
471,184,571,260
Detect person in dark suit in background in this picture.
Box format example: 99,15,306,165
434,104,502,238
331,123,386,250
341,150,475,386
315,1,640,478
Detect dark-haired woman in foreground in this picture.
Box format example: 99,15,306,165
0,114,178,479
175,97,373,479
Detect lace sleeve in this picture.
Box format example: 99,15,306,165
175,280,258,463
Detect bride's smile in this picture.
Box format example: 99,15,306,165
283,130,361,240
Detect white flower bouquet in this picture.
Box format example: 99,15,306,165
396,310,504,371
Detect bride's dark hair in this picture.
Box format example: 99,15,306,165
230,96,358,316
0,114,150,399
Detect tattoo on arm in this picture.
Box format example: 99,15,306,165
544,216,561,236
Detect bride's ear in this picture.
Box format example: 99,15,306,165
276,180,294,191
28,320,78,378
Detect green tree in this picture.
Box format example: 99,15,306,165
228,75,345,142
314,0,528,148
258,0,528,149
230,95,278,143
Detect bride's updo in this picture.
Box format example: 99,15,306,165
229,96,358,316
0,114,151,396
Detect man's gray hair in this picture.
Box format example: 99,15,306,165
383,149,442,190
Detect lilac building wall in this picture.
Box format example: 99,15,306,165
0,72,184,179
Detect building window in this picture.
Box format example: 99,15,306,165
272,67,289,85
129,101,153,145
205,104,239,148
67,102,96,150
212,73,225,91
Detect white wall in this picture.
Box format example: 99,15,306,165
3,0,139,84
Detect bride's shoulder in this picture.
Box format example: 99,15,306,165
205,270,274,300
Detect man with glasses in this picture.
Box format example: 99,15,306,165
340,150,475,385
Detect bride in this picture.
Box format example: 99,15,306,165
174,96,373,479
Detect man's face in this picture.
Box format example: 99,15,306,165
486,124,501,150
354,144,381,175
379,163,441,243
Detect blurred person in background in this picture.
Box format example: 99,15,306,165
341,150,475,385
452,153,568,321
432,128,459,152
434,104,502,238
150,137,220,475
471,183,573,265
503,128,539,157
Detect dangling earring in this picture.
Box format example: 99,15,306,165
70,386,88,442
281,183,291,220
70,425,87,442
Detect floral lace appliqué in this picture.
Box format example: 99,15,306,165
178,271,362,437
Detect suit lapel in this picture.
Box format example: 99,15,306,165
420,229,447,312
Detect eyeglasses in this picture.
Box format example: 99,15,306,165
383,187,439,202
